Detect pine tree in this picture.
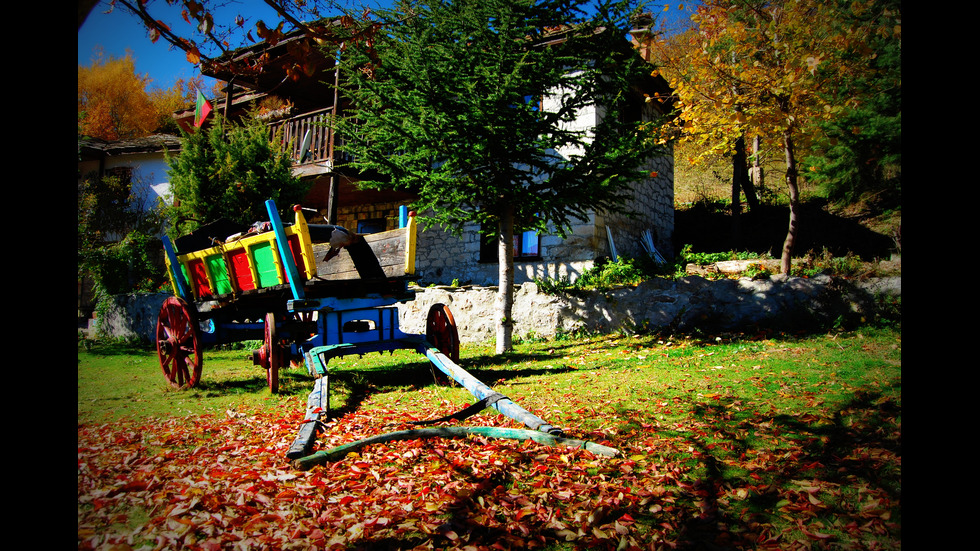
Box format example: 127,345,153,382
336,0,666,352
165,115,309,238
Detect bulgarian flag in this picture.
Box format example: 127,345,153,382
194,90,212,128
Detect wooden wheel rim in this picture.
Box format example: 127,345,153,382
426,303,460,385
426,303,460,361
156,297,203,389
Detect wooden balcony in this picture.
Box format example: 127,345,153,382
267,108,351,177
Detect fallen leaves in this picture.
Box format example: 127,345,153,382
79,380,900,550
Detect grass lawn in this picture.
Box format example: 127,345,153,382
78,326,900,550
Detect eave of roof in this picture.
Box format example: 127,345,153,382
78,134,182,156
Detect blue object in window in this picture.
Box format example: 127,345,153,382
357,218,386,234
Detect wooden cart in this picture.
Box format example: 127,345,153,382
157,200,561,461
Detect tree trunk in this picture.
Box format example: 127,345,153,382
780,130,800,275
496,205,515,354
731,135,745,247
750,135,764,203
741,136,760,210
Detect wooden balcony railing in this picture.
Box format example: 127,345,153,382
267,108,352,168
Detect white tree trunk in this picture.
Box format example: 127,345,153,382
496,206,515,354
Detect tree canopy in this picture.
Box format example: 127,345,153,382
334,0,666,352
78,50,196,140
164,115,310,239
656,0,901,272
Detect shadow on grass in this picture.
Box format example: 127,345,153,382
641,378,902,548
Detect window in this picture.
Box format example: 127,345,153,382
514,230,540,258
480,226,541,262
357,218,386,235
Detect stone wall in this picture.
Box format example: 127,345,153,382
397,274,901,344
88,292,170,343
411,152,674,289
88,275,900,345
602,152,674,263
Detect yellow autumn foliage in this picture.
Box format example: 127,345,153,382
78,50,193,141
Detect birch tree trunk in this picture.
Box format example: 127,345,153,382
750,135,764,201
496,205,515,354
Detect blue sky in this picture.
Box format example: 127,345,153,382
78,1,695,93
78,0,292,91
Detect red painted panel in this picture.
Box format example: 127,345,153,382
228,249,255,291
188,259,212,298
287,234,306,280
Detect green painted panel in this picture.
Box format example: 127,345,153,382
252,242,281,288
206,255,233,295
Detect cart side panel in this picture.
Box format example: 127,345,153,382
287,234,307,280
188,258,213,299
250,241,282,288
312,225,412,281
166,260,194,298
228,248,256,291
291,206,318,279
206,254,234,295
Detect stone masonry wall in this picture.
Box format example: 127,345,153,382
89,275,900,345
601,152,674,264
396,275,901,345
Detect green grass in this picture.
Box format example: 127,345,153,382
79,329,901,427
78,327,900,549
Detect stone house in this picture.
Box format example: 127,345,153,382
175,18,674,287
77,134,181,215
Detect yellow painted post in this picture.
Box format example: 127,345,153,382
404,212,417,275
291,205,318,279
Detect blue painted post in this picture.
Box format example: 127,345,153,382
161,235,192,301
265,200,305,300
419,344,563,435
399,205,408,229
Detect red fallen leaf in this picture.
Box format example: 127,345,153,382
113,480,149,494
798,521,834,540
515,507,536,520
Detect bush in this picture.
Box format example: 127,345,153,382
534,257,657,294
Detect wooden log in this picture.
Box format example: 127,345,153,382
686,259,784,275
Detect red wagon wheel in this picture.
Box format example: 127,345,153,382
156,297,203,389
253,312,283,393
426,303,460,385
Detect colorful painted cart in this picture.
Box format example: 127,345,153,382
157,199,563,462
